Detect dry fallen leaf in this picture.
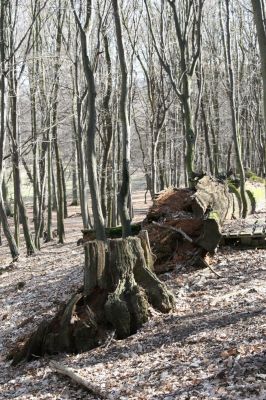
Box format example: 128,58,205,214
220,348,238,358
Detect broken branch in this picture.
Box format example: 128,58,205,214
50,361,107,399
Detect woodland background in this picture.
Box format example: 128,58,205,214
0,0,265,257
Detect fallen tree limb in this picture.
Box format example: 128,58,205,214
50,361,107,399
152,221,194,243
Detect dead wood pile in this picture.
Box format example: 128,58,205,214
142,176,233,273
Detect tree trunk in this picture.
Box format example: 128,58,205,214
222,0,248,218
71,0,106,240
11,233,174,364
201,97,214,175
100,33,113,221
51,0,65,243
9,55,35,255
52,164,58,211
54,138,65,243
251,0,266,183
71,144,78,206
61,161,68,219
72,57,91,229
112,0,131,237
46,136,53,241
0,0,19,259
0,196,19,259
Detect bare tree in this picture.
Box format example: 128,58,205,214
112,0,131,237
144,0,204,184
0,0,19,259
251,0,266,180
220,0,248,217
71,0,106,240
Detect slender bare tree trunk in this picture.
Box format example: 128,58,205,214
0,1,18,259
223,0,247,217
71,0,105,240
72,38,91,229
112,0,131,237
100,33,114,222
52,1,65,243
251,0,266,184
9,57,36,255
71,143,78,206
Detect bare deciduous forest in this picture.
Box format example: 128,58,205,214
0,0,266,399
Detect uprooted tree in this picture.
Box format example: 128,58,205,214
143,175,256,273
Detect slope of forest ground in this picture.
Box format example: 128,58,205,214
0,198,266,400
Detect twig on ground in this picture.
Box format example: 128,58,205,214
50,361,107,399
199,256,222,278
102,329,116,349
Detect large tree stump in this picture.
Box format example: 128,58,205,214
11,233,174,364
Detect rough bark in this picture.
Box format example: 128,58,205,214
11,234,174,364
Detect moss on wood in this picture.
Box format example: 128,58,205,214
246,190,256,214
228,182,242,218
81,223,142,242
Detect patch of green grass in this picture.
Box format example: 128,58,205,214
245,170,265,184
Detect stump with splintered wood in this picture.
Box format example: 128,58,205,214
143,176,234,273
11,233,174,365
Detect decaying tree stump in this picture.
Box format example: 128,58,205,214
143,176,235,273
11,233,174,364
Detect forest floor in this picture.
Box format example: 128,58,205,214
0,193,266,399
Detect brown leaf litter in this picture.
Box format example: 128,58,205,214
0,208,266,399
